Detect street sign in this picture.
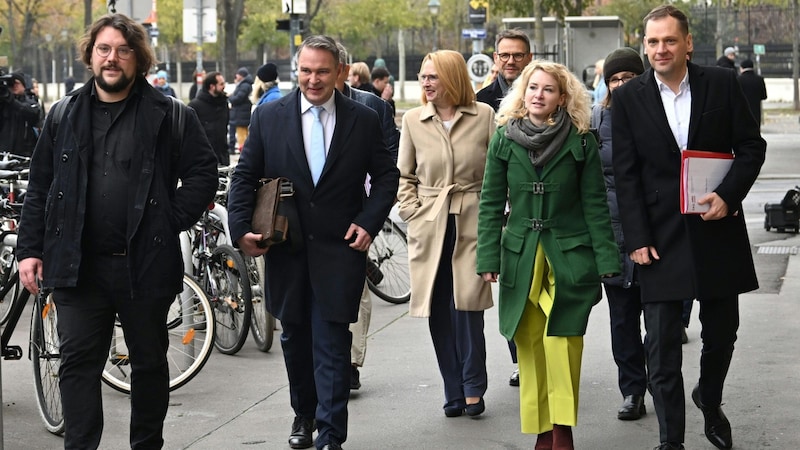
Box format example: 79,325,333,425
183,8,217,43
468,1,488,24
467,53,493,83
283,0,307,15
753,44,766,55
115,0,152,22
461,28,487,39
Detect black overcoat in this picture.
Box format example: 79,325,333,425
611,62,766,302
226,89,399,323
188,89,230,164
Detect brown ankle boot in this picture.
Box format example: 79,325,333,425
535,430,553,450
552,424,574,450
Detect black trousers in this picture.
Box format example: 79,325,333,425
604,284,647,397
428,215,487,409
643,296,739,445
54,255,172,450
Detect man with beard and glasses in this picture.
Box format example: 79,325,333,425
16,13,218,449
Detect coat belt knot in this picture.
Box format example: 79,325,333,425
418,181,482,222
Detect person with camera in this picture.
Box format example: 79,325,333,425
0,71,44,157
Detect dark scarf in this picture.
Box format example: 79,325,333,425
504,108,571,167
498,75,511,95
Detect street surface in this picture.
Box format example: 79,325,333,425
1,106,799,449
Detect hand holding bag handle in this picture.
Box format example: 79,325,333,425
251,177,294,248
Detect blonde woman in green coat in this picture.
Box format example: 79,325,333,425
476,60,619,450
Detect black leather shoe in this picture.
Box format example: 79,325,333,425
350,365,361,390
465,398,485,417
320,443,342,450
653,443,684,450
509,368,519,386
444,405,463,417
692,384,732,449
617,394,646,420
288,416,315,449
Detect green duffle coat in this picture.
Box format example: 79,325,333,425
476,125,619,339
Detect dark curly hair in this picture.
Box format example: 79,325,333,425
78,13,157,77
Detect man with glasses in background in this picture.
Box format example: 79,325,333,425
17,13,217,449
476,28,533,387
477,29,533,111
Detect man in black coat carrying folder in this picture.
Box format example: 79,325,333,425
611,5,765,450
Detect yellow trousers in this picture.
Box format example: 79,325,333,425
515,243,584,434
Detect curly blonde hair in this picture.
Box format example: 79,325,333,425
497,60,591,133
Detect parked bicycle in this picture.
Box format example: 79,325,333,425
244,254,275,352
185,203,253,355
101,274,216,393
206,165,275,353
366,217,410,304
0,223,64,435
0,153,30,325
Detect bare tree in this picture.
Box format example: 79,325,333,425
219,0,245,79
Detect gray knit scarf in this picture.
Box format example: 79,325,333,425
505,108,571,167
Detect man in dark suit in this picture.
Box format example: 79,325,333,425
738,59,768,128
611,6,766,450
227,35,399,450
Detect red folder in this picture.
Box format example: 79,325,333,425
680,150,734,214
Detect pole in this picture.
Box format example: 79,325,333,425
290,13,299,88
432,16,438,52
195,0,204,73
398,29,405,102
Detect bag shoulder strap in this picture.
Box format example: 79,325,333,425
51,96,75,127
49,95,77,144
168,96,186,166
170,96,185,144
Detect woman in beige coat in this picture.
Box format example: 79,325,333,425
397,50,495,418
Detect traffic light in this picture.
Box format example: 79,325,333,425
276,19,303,32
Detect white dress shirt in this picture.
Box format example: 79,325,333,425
655,70,691,151
301,94,337,165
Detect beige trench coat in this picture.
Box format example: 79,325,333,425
397,101,495,317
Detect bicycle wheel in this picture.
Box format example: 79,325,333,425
367,219,411,304
30,290,65,435
0,242,20,325
102,274,215,394
245,255,275,352
209,245,252,355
